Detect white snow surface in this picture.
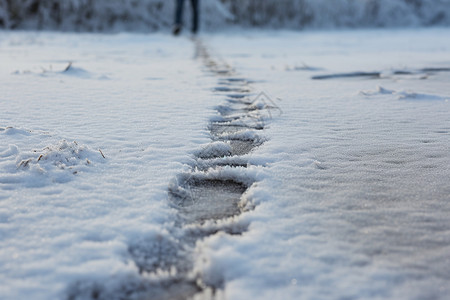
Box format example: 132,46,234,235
203,28,450,299
1,28,450,300
0,31,217,299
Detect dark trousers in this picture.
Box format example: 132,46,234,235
175,0,199,33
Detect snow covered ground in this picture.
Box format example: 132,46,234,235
204,28,450,299
1,28,450,299
0,32,218,299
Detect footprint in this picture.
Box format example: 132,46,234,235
72,39,273,300
169,176,247,224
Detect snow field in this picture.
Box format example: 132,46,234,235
1,27,450,300
201,28,450,299
0,30,277,300
0,31,219,299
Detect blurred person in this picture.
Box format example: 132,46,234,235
173,0,199,35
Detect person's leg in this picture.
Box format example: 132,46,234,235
190,0,199,34
175,0,185,26
173,0,184,35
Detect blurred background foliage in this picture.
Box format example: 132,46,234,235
0,0,449,31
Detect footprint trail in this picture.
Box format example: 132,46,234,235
68,38,279,300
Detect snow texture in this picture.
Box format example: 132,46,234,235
203,28,450,300
0,137,105,187
0,31,217,300
1,27,450,300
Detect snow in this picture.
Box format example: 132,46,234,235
361,86,449,101
195,141,233,160
0,31,217,299
1,27,450,299
202,28,450,299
